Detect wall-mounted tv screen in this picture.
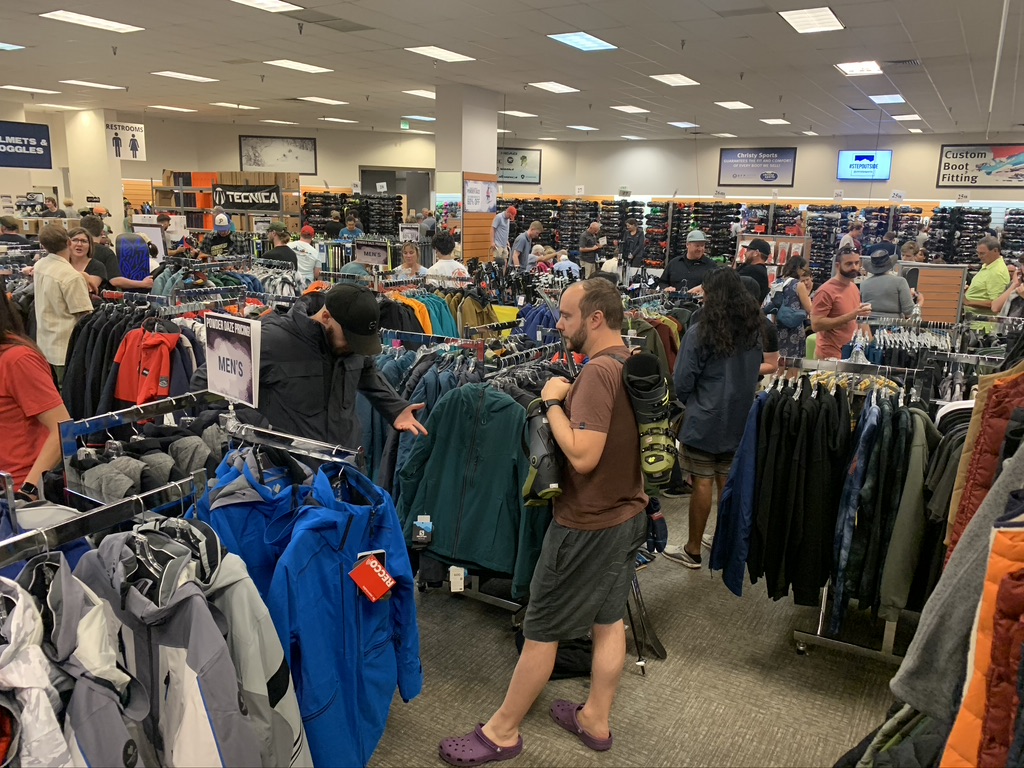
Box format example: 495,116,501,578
837,150,893,181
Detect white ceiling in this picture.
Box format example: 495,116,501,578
2,0,1023,142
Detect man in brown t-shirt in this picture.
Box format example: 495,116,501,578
440,279,647,766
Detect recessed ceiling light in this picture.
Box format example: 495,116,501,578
261,119,298,124
497,129,511,133
621,135,646,140
229,0,303,12
60,79,124,90
40,10,143,32
405,46,475,63
1,85,61,94
403,129,434,135
319,117,357,123
0,43,25,51
715,101,752,110
713,133,737,138
835,60,882,76
529,81,579,93
152,71,218,83
148,105,197,112
567,125,598,131
537,137,558,141
210,102,259,109
298,96,347,105
650,73,700,87
34,103,82,111
778,6,844,33
263,59,332,74
668,121,698,128
547,32,616,51
802,130,819,136
760,118,790,125
892,113,921,121
870,94,905,104
403,89,436,99
403,115,435,122
908,128,923,133
499,110,538,118
611,105,649,114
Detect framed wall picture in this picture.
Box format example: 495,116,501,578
239,135,318,174
497,148,541,184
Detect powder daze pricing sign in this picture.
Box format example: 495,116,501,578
0,121,52,169
205,314,261,408
937,144,1024,188
718,147,797,187
105,121,146,161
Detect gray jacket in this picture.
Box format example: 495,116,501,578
74,532,263,767
890,445,1024,722
859,273,914,316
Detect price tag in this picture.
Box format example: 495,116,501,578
536,329,543,342
575,185,585,196
713,189,727,199
889,189,905,203
833,189,844,202
956,192,971,204
516,294,526,307
771,189,780,200
376,181,388,193
449,566,465,593
348,555,396,602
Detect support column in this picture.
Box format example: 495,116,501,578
64,109,124,234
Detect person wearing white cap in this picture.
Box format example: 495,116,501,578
200,213,246,259
658,230,718,296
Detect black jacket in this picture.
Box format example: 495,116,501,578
737,262,770,303
658,256,719,291
621,229,645,266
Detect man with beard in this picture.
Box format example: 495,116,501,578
440,277,646,766
192,284,426,446
810,246,872,360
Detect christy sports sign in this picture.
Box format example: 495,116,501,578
0,121,52,169
937,144,1024,188
211,184,282,212
106,121,146,161
718,147,797,187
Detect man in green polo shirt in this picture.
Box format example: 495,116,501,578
964,235,1010,315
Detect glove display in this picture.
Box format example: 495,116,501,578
645,497,668,554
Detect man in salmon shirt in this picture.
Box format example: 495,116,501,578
811,246,872,360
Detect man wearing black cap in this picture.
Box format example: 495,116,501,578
737,239,771,303
261,222,299,268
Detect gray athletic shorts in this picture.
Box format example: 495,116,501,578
523,513,647,643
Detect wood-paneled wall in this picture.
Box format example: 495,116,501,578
463,172,497,263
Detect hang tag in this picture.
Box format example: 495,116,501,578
449,566,466,592
627,329,637,337
517,294,526,307
348,555,395,602
536,329,543,342
412,516,432,545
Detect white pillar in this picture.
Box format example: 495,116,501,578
64,109,124,233
435,85,499,176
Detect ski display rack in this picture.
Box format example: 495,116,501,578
1004,209,1024,261
496,197,559,250
301,191,405,237
806,205,857,287
692,202,742,263
927,206,993,265
556,198,600,256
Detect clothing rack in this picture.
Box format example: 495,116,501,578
380,329,486,362
466,319,523,336
486,342,562,373
173,285,246,301
225,421,365,471
318,270,375,284
859,314,957,329
252,258,297,270
782,357,923,379
158,296,242,316
926,350,1005,367
625,291,671,307
101,290,168,305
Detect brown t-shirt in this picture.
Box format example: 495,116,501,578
812,278,861,360
554,346,648,531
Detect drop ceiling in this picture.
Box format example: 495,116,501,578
1,0,1022,142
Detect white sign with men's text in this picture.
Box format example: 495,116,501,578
106,121,146,161
205,313,261,407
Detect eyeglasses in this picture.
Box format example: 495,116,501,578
70,238,90,244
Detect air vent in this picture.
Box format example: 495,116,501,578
715,5,772,18
282,10,373,33
847,106,879,111
885,59,922,67
223,58,259,65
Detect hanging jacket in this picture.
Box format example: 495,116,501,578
15,552,150,768
266,463,422,768
136,518,312,768
0,577,73,768
74,532,263,768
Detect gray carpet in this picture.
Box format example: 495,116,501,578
371,495,897,768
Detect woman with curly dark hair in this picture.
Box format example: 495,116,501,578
663,267,764,569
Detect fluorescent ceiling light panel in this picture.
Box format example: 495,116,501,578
650,73,699,87
713,133,737,138
261,119,297,124
60,79,124,89
908,128,923,133
538,137,558,141
892,113,921,121
870,94,904,104
319,117,357,123
39,10,143,32
405,46,474,63
715,101,752,110
529,81,578,93
778,6,844,33
621,135,645,140
0,85,60,94
835,60,882,76
404,129,434,134
760,118,790,125
148,105,197,112
403,89,436,99
567,125,598,131
547,32,616,51
35,103,82,110
298,96,347,105
802,130,819,136
499,110,537,117
230,0,303,12
668,121,698,128
263,59,332,73
497,129,511,133
210,102,259,109
152,71,218,83
402,115,435,122
0,43,25,51
611,105,649,114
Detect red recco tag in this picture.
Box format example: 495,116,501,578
348,554,396,602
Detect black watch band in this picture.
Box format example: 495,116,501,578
18,482,38,498
543,399,563,413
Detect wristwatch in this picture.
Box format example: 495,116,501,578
16,482,39,502
542,399,563,414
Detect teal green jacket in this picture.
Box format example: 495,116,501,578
397,384,549,597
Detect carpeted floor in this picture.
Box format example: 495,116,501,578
371,495,898,768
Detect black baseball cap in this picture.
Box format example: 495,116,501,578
324,284,382,356
747,238,772,257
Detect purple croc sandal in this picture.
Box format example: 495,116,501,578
549,700,613,751
439,724,524,766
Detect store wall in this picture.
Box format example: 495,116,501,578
498,140,578,197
